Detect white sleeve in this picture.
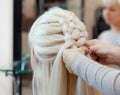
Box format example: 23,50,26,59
97,31,116,45
71,54,120,95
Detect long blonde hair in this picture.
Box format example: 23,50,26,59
28,7,102,95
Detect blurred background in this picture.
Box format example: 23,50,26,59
0,0,110,95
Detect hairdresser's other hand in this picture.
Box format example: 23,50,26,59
86,39,119,65
63,46,89,73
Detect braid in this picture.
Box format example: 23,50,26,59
28,7,102,95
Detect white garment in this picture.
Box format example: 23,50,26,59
98,30,120,46
71,54,120,95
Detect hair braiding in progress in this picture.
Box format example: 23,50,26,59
28,7,103,95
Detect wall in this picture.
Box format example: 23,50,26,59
84,0,101,38
67,0,82,18
0,0,13,95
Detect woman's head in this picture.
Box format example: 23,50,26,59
28,7,88,95
29,7,87,68
101,0,120,26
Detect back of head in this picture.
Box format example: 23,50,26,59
29,7,87,66
28,7,88,95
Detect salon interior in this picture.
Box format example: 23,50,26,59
0,0,111,95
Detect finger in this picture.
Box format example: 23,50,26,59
81,46,90,54
76,46,88,55
99,58,114,65
89,45,98,53
90,52,98,60
85,39,98,47
85,40,95,47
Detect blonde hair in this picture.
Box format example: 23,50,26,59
101,0,120,5
28,7,102,95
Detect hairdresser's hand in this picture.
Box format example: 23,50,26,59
63,46,89,73
86,39,120,65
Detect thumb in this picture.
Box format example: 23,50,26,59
77,46,89,55
89,45,98,52
85,39,99,48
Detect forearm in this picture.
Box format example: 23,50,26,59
71,54,120,95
